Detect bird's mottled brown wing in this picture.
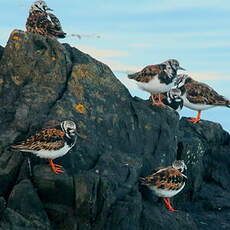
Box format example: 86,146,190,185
185,80,228,105
141,167,187,190
128,64,166,83
26,11,66,38
11,128,65,151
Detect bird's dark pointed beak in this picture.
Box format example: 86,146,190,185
178,66,186,71
76,131,87,139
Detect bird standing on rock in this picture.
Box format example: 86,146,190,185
11,120,77,174
175,74,230,123
26,0,66,38
128,59,185,106
140,160,187,212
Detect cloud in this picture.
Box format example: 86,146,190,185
69,33,101,40
76,45,140,73
77,45,129,59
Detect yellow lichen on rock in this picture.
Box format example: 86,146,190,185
75,104,87,114
12,36,21,41
51,57,57,61
72,65,93,79
12,76,23,85
0,79,4,84
14,43,21,49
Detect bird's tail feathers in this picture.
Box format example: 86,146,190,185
11,144,19,150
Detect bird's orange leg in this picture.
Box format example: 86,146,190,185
162,198,176,212
188,111,201,124
48,159,64,174
151,94,165,106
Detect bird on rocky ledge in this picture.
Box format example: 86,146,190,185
128,59,185,106
26,0,66,38
175,74,230,124
140,160,187,212
150,88,184,112
11,120,77,174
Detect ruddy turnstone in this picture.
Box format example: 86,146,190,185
26,0,66,38
11,120,77,174
176,74,230,123
140,160,187,212
128,59,185,106
151,88,183,111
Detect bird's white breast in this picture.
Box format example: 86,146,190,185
22,143,73,159
182,95,214,111
150,183,185,198
137,77,174,94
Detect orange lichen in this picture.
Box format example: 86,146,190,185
12,76,22,85
75,104,86,114
14,43,21,49
12,36,21,41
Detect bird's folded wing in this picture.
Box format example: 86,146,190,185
11,129,65,150
186,81,227,105
141,168,187,190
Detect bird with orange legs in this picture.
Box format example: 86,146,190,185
11,120,77,174
128,59,185,106
140,160,187,212
175,74,230,123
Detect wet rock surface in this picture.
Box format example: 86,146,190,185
0,30,229,230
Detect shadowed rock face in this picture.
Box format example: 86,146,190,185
0,30,230,230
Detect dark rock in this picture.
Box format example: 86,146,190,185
0,45,4,61
0,29,229,230
0,179,50,229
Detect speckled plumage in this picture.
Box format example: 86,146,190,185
26,1,66,38
140,164,187,197
175,74,230,123
128,59,185,106
177,74,229,107
11,120,77,174
140,160,187,211
12,129,66,152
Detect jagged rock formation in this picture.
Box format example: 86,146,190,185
0,30,230,230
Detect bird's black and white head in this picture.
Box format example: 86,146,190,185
175,74,190,88
168,88,182,99
61,120,77,139
172,160,187,172
163,59,186,77
30,0,53,13
164,88,183,111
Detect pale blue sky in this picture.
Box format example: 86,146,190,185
1,0,230,131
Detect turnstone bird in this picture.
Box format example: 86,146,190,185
128,59,185,106
176,74,230,123
140,160,187,212
26,0,66,38
150,88,183,111
11,120,77,174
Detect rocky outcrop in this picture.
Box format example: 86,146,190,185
0,30,229,230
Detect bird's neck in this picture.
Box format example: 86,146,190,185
65,135,77,147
